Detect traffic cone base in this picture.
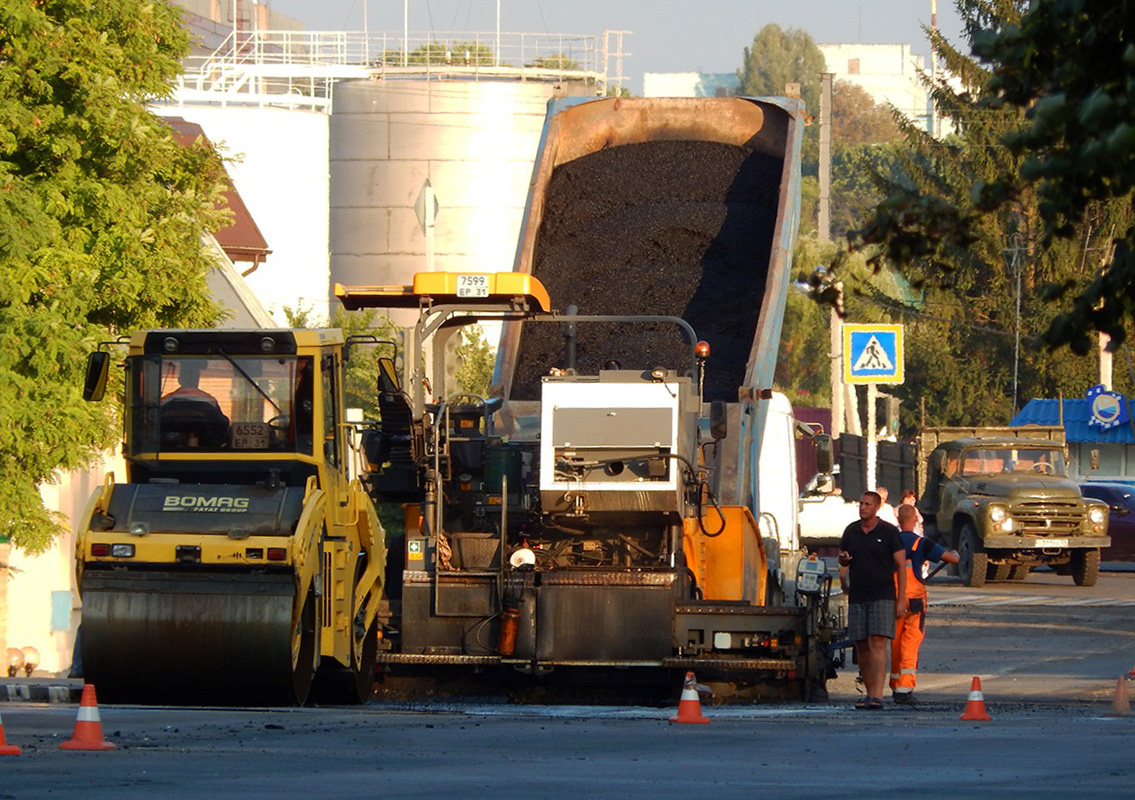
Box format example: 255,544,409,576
60,684,116,751
960,676,992,721
669,671,710,724
0,711,19,755
1108,676,1130,717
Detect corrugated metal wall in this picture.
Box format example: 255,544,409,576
328,79,590,318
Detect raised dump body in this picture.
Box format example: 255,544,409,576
347,96,841,700
499,96,799,407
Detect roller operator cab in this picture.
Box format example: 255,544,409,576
77,329,386,705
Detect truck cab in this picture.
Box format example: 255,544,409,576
918,428,1109,587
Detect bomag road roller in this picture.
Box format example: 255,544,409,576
76,329,385,705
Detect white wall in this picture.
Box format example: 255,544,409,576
643,46,934,132
9,456,124,675
643,72,703,97
643,72,740,98
818,43,930,129
153,105,332,323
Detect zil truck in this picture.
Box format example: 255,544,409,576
338,95,846,701
76,329,386,705
917,426,1109,587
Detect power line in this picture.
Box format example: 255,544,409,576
852,287,1019,339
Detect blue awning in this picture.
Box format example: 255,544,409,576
1011,398,1135,444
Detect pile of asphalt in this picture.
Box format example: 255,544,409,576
510,140,781,402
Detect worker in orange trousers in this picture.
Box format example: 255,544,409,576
891,503,959,704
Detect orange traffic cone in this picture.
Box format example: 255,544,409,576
1108,676,1131,717
0,710,21,755
60,684,116,751
960,676,992,721
669,671,710,724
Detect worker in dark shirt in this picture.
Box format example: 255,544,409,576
160,360,228,448
838,491,907,710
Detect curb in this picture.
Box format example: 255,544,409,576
0,682,84,704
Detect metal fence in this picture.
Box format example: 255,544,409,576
172,29,628,111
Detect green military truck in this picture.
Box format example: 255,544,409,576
916,426,1110,587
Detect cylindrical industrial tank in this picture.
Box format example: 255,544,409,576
329,79,589,320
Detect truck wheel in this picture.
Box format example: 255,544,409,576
312,559,378,705
987,564,1011,582
290,592,317,705
1008,564,1030,581
958,525,988,588
1071,549,1101,587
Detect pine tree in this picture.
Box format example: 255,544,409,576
850,0,1132,428
973,0,1135,354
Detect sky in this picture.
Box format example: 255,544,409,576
260,1,968,91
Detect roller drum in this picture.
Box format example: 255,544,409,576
80,569,314,706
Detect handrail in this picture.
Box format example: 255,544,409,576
170,29,628,112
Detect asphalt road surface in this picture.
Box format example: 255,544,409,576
2,566,1133,798
863,564,1135,704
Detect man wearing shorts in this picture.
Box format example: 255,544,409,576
839,491,907,710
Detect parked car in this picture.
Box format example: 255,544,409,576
1080,482,1135,561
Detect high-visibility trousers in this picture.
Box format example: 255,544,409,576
890,607,925,693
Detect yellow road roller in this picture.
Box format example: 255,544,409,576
77,329,385,705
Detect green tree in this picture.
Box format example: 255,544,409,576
798,84,903,238
972,0,1135,354
829,143,906,241
849,0,1131,426
529,53,581,71
832,80,902,145
454,325,496,398
783,82,904,404
826,79,906,240
282,304,399,422
384,41,497,67
777,238,837,407
737,24,827,174
0,0,230,552
858,0,1135,355
283,304,405,541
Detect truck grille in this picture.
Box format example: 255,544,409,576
1013,501,1085,534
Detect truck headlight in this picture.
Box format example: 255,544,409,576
989,505,1007,523
1089,506,1106,525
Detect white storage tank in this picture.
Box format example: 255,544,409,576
329,79,591,309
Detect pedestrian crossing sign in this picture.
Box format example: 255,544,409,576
843,324,903,384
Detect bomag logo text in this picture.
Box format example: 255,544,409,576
163,496,250,513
